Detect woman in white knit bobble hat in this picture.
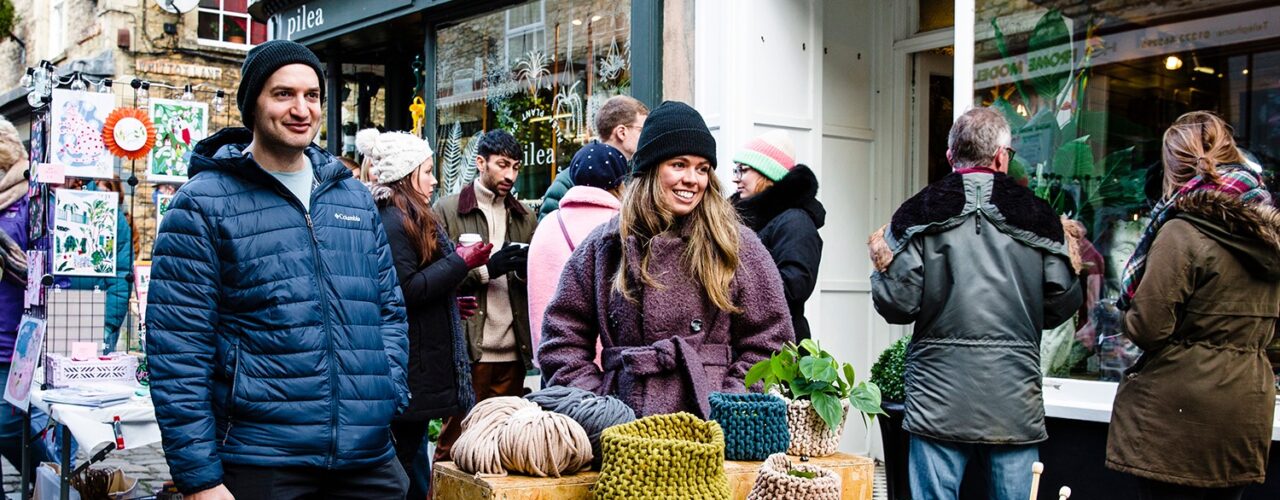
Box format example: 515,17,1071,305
369,131,493,497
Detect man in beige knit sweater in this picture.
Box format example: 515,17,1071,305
432,130,538,461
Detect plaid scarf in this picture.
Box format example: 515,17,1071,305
1117,164,1271,310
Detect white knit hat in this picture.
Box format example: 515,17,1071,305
355,128,381,158
368,132,433,185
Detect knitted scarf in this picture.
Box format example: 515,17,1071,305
1117,164,1271,310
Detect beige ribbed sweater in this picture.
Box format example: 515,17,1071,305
473,181,518,362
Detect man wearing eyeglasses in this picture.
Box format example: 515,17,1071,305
431,129,538,461
538,95,648,220
867,107,1082,500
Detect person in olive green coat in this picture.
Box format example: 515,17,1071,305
1107,112,1280,499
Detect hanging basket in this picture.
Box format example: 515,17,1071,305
747,452,842,500
593,412,730,500
708,392,790,461
786,398,849,457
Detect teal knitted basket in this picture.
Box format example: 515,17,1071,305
708,392,790,461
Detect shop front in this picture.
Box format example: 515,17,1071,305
956,1,1280,497
250,0,660,202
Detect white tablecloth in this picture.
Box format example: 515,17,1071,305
29,385,162,453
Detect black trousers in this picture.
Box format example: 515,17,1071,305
1137,478,1246,500
222,457,408,500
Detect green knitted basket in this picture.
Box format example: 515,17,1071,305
593,412,730,500
708,392,790,461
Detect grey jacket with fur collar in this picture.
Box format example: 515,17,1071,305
871,171,1082,444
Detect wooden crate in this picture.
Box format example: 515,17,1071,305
433,452,874,500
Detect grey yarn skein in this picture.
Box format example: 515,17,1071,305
526,385,637,465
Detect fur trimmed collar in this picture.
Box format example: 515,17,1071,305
731,165,825,231
885,171,1066,256
1175,190,1280,280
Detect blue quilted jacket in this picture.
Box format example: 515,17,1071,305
146,128,409,494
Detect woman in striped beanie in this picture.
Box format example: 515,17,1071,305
730,130,825,341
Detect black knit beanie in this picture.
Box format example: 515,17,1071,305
629,101,717,177
237,40,326,129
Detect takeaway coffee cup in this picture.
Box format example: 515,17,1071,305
459,233,483,246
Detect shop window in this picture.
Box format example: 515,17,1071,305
436,0,634,202
198,0,269,47
972,0,1280,383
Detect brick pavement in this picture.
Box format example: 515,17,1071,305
2,443,171,497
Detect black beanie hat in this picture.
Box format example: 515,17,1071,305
629,101,716,177
237,40,326,129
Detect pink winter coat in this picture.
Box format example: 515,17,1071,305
529,185,621,366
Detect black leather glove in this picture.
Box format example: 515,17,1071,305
486,243,528,279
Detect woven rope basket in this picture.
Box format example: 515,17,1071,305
593,412,730,499
786,398,849,457
746,452,842,500
708,392,790,461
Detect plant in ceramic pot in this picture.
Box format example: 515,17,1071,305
870,336,910,500
746,339,884,457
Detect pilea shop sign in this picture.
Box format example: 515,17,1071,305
272,0,412,42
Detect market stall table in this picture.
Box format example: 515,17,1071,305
433,451,874,499
20,384,160,500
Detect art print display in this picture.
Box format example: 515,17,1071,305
134,263,151,337
27,183,45,241
50,89,116,179
52,189,117,277
4,315,47,410
155,193,174,234
29,113,46,167
24,250,44,308
148,99,208,183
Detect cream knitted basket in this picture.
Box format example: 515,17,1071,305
786,398,849,457
747,452,842,500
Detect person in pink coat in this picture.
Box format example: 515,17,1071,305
528,142,629,367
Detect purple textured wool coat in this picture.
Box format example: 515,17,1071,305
537,217,795,418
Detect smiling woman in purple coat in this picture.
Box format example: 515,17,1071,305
537,101,795,419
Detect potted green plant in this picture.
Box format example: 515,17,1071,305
870,336,910,500
746,339,884,457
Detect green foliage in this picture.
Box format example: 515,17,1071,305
869,337,909,403
745,339,884,433
787,469,817,479
428,418,442,443
0,0,17,38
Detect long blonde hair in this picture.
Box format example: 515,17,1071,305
613,168,743,313
1162,111,1245,197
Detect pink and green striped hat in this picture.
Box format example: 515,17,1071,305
733,130,796,181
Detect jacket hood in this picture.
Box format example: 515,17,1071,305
1175,190,1280,282
189,127,350,184
560,185,622,212
731,164,825,231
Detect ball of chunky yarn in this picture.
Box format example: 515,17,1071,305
451,396,594,478
452,397,535,475
498,406,593,477
525,385,636,465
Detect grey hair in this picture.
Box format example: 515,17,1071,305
947,107,1011,168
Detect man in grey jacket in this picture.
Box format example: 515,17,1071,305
868,107,1082,500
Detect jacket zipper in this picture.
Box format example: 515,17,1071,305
223,342,241,446
305,212,340,469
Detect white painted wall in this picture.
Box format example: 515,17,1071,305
694,0,913,457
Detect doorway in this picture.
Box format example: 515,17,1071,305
911,48,955,189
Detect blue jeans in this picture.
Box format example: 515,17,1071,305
909,433,1038,500
0,363,56,492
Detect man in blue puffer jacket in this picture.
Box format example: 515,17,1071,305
146,40,410,500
